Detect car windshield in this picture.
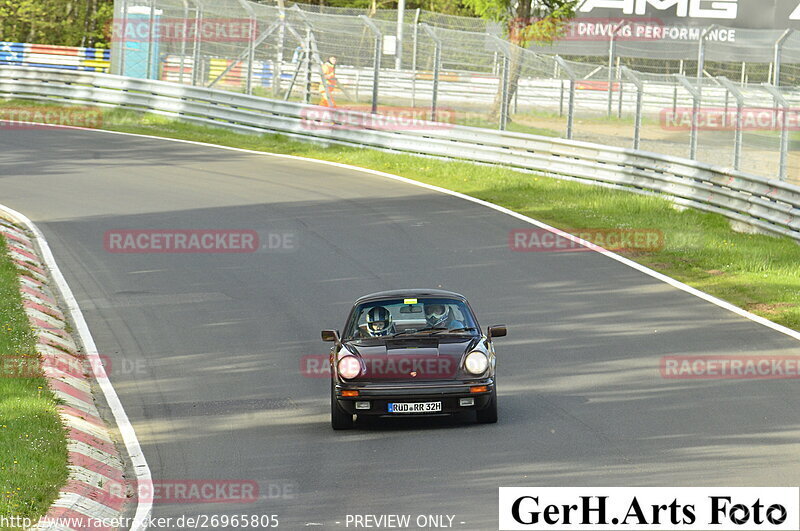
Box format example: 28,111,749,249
343,297,479,340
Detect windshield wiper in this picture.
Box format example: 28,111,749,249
391,327,448,337
429,327,478,335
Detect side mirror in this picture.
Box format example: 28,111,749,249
321,329,341,342
488,325,507,338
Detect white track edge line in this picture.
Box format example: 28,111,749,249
0,205,153,530
9,121,800,340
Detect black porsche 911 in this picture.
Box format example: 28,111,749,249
321,289,506,429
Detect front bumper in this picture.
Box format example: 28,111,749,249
334,379,494,416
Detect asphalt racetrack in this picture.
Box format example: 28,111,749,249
2,127,799,530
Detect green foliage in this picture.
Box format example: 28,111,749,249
0,0,113,47
323,0,477,16
463,0,578,45
461,0,513,22
519,2,578,46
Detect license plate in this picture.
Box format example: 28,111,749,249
388,402,442,413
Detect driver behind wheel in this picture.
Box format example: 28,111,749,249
424,303,464,330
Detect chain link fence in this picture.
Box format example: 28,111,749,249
110,0,800,184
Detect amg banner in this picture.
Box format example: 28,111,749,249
576,0,800,29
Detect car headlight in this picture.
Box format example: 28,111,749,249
337,355,361,379
464,351,489,375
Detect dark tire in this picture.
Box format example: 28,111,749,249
476,386,498,424
331,382,354,430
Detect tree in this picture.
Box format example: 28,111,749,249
0,0,112,47
463,0,578,121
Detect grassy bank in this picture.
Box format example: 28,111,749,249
0,231,68,526
5,99,800,331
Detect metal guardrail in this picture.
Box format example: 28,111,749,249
1,65,798,242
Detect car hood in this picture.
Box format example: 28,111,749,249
343,337,479,381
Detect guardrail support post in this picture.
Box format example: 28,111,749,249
420,24,441,122
717,76,744,170
555,56,576,140
762,84,789,181
360,16,382,114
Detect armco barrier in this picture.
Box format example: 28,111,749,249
1,65,797,242
0,42,110,72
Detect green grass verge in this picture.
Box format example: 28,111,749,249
0,232,68,527
5,99,800,331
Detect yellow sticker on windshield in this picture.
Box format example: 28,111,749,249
403,298,417,305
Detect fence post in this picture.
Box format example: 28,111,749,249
146,0,156,79
420,24,441,122
489,35,511,130
773,29,793,86
274,7,286,97
234,0,257,94
360,15,382,114
117,0,128,75
500,51,510,130
178,0,189,84
762,84,789,181
672,77,678,115
696,24,716,79
717,76,744,170
621,67,643,150
396,0,405,70
192,3,203,85
555,56,576,140
411,8,420,108
676,74,701,160
304,29,312,103
608,21,628,117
